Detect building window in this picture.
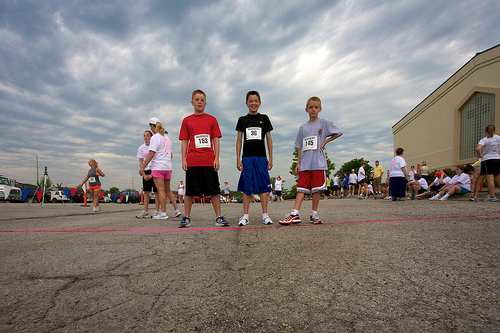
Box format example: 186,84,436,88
460,92,495,160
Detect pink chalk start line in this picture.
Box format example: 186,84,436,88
1,214,499,233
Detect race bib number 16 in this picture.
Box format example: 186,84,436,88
195,134,211,148
302,136,318,151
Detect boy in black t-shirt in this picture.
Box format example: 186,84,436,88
236,91,274,226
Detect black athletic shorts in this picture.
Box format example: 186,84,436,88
480,159,500,176
185,166,221,197
142,170,157,192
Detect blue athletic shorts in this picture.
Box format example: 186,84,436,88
237,157,272,195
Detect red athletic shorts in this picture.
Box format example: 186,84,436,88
297,170,327,194
89,185,101,191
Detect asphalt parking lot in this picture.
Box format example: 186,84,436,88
1,195,499,332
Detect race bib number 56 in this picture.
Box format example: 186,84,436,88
194,134,211,148
302,136,318,151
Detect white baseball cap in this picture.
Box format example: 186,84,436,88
148,117,160,125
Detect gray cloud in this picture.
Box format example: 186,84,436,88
1,0,498,190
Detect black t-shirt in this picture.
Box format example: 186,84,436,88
236,113,273,157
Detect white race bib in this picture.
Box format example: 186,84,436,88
194,134,211,148
302,136,318,151
246,127,262,140
89,177,96,183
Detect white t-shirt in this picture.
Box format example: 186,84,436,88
443,176,452,184
357,166,365,181
349,173,357,184
409,170,415,182
418,178,428,190
274,180,282,191
333,176,339,186
389,156,406,178
149,133,172,171
137,143,152,171
478,134,500,161
451,173,471,191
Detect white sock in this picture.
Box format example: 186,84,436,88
443,194,449,198
291,209,299,215
262,213,269,219
243,214,249,220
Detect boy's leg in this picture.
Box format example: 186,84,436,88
243,193,251,214
293,192,305,211
184,196,193,217
260,192,268,214
311,192,321,211
211,194,222,217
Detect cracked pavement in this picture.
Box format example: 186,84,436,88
0,197,499,332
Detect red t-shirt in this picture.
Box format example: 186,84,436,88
179,113,222,167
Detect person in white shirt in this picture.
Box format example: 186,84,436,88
357,162,367,199
407,174,428,200
389,148,408,201
348,169,357,197
471,125,500,202
430,165,471,201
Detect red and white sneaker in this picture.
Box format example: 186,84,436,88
310,213,322,224
278,214,301,225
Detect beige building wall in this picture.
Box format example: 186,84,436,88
393,45,500,172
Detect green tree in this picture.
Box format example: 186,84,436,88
108,187,120,194
38,177,52,188
337,158,372,178
289,149,336,182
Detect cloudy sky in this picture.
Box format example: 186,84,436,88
1,0,499,191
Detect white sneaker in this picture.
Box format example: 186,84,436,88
92,207,97,212
238,216,249,226
429,195,440,201
136,211,148,218
484,196,498,202
263,216,273,225
439,196,448,201
173,209,182,217
150,211,160,218
152,213,169,220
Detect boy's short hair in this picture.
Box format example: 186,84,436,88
395,147,404,155
192,89,206,100
246,91,261,102
306,96,321,108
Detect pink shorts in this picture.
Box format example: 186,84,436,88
297,170,327,194
151,170,172,180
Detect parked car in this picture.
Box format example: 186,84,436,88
112,190,140,204
193,196,211,203
69,190,92,203
50,190,69,203
0,176,23,202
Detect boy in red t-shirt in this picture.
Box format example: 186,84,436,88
178,90,229,228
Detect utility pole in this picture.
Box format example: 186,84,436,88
36,155,39,185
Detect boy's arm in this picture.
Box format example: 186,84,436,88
266,131,273,170
320,133,343,150
213,137,220,172
181,140,188,171
236,131,243,171
295,148,301,175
